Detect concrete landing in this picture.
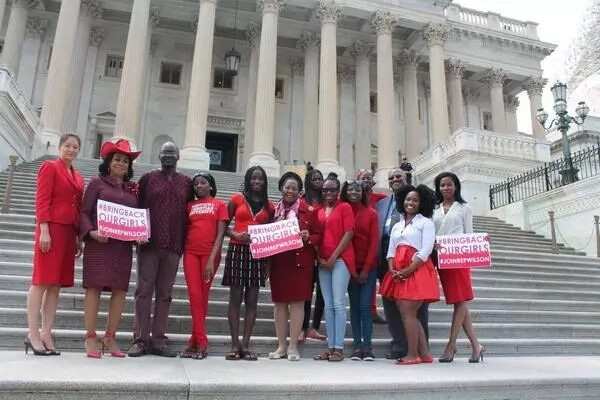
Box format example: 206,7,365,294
0,352,599,399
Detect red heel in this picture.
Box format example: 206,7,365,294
85,331,101,359
102,331,126,358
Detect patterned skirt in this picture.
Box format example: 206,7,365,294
222,243,266,288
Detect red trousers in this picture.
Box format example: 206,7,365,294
183,253,219,349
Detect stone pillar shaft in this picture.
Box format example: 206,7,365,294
2,0,33,76
351,41,371,170
299,32,320,164
243,22,259,168
17,17,46,100
525,77,547,139
0,0,7,34
482,68,507,133
399,50,420,160
338,65,355,174
446,58,465,132
424,23,450,146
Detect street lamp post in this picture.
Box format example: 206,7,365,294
536,81,590,184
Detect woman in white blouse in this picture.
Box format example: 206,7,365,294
380,185,439,365
433,172,484,363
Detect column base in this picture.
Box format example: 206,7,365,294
179,146,211,171
34,128,61,158
248,152,280,177
316,160,346,182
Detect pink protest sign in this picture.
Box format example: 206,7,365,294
248,218,303,259
97,200,150,242
436,233,491,269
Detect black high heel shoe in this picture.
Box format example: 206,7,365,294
438,349,456,363
41,335,61,356
469,345,486,363
24,338,51,356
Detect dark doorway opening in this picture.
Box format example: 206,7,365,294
206,131,238,172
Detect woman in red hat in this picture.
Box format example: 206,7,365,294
79,138,142,358
26,133,84,356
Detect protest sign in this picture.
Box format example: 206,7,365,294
248,218,303,259
436,233,491,269
97,200,150,242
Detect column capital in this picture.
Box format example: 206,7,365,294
297,31,320,50
349,40,373,59
504,95,520,112
290,57,304,76
337,64,355,82
397,48,418,67
150,7,160,27
246,21,261,48
523,76,547,96
445,57,464,79
423,23,449,47
370,10,396,35
257,0,285,15
81,0,102,18
481,67,506,88
89,26,105,47
315,0,342,26
25,16,47,38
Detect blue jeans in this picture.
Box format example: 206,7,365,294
348,269,377,350
319,259,351,350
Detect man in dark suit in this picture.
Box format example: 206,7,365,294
375,164,429,359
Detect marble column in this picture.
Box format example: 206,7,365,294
338,64,355,175
481,68,507,133
180,0,217,170
243,21,260,168
297,31,320,165
423,23,450,146
248,0,284,176
17,17,47,100
350,40,372,171
65,0,100,133
393,62,405,161
2,0,38,76
316,0,343,177
289,57,304,163
524,76,547,139
39,0,82,153
371,10,397,186
505,95,519,134
0,0,7,33
398,49,421,160
114,0,151,141
446,57,466,132
78,27,105,156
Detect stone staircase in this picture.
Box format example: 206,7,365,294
1,156,600,357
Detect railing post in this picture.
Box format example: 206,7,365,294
507,180,513,204
594,215,600,258
543,164,551,191
1,155,19,214
548,210,558,254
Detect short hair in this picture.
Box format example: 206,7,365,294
98,152,134,182
340,180,368,206
278,171,303,192
192,171,217,197
395,184,435,218
243,165,269,207
59,133,81,148
434,171,466,204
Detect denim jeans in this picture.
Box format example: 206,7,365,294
348,269,377,351
319,259,351,350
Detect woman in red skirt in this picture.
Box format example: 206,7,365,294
380,184,439,365
181,172,228,359
433,172,484,363
27,133,84,356
269,172,321,361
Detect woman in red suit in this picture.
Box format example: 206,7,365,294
26,133,85,356
269,172,321,361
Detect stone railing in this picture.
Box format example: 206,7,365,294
445,4,539,40
0,67,41,137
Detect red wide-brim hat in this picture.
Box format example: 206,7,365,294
100,139,142,160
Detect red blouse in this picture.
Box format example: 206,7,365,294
368,191,387,209
350,203,379,273
229,193,273,245
317,200,356,275
185,197,229,255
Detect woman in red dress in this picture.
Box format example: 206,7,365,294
181,172,228,359
26,133,84,356
269,172,321,361
433,172,484,363
380,184,439,365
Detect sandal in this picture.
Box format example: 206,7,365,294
225,350,241,360
313,350,331,361
396,357,422,365
328,349,344,362
241,350,258,361
268,348,287,359
180,346,198,359
195,349,208,360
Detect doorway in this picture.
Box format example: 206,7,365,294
206,131,238,172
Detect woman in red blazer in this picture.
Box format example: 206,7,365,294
26,134,84,356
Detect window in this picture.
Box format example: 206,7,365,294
275,78,285,99
105,55,124,78
482,111,492,130
159,62,182,85
213,67,234,90
370,93,377,113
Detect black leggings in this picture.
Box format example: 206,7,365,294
302,266,324,331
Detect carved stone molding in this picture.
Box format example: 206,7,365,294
423,23,449,47
481,68,507,88
207,115,244,132
81,0,102,18
348,40,372,59
25,17,47,38
397,48,418,67
370,10,396,35
337,64,355,82
257,0,285,15
246,21,260,48
524,76,547,97
504,95,520,112
315,0,342,25
290,57,304,76
150,7,160,27
89,26,105,47
297,31,320,50
445,57,465,79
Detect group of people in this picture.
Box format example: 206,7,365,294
25,133,485,366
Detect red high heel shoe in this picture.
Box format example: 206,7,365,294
102,331,126,358
85,331,101,359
